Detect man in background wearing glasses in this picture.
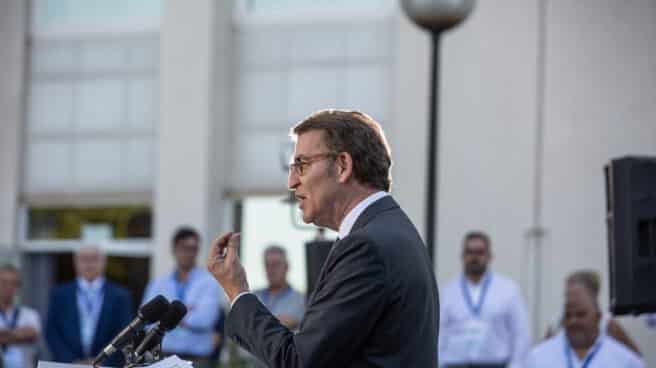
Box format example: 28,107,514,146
208,109,440,368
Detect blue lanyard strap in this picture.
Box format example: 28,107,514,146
565,336,602,368
461,273,492,317
0,307,20,352
173,270,194,301
0,308,19,330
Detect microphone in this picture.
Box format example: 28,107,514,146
133,300,187,361
92,295,169,366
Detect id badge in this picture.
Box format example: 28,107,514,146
449,319,490,359
462,319,489,355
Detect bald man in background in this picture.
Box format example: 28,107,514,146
525,282,644,368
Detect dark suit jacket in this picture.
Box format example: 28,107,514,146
227,196,440,368
45,279,133,366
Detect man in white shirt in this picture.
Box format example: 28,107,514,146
0,264,41,368
525,282,644,368
439,231,530,368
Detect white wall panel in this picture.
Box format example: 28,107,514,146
238,71,287,126
123,138,154,189
31,44,76,73
236,30,288,67
343,65,389,120
291,29,345,64
73,140,122,188
346,24,391,61
231,132,289,193
25,141,72,192
128,40,159,69
288,67,340,122
28,82,74,133
76,79,124,131
127,79,156,131
81,43,128,71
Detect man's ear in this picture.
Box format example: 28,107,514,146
335,152,353,183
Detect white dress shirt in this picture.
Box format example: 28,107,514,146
439,272,530,368
525,331,644,368
338,191,389,239
0,304,41,368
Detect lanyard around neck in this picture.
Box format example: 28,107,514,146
565,336,602,368
173,270,194,301
0,307,19,329
461,273,492,317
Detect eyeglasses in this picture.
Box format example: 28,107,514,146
289,152,337,176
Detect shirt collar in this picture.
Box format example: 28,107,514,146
172,266,198,282
338,191,389,239
562,329,605,363
464,271,492,288
77,276,105,292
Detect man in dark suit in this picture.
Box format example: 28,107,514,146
45,246,133,366
207,109,440,368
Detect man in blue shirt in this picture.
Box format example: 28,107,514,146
253,245,305,330
142,227,223,367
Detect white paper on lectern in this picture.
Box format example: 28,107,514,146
147,356,193,368
37,356,193,368
38,362,91,368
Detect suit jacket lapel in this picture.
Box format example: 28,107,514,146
306,196,399,305
69,283,84,357
92,282,111,354
306,238,340,305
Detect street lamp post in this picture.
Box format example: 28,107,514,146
400,0,475,264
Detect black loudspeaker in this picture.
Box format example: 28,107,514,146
605,156,656,315
305,240,333,299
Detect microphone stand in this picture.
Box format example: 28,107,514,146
121,334,164,368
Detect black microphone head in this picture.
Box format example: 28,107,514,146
159,300,187,331
140,295,170,323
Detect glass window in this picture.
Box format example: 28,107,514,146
31,0,161,33
27,206,152,240
237,0,394,15
24,0,160,196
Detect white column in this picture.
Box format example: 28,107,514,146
154,0,233,277
0,0,26,248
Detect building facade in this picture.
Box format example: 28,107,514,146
1,0,655,364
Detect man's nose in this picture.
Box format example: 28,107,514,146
288,170,300,190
